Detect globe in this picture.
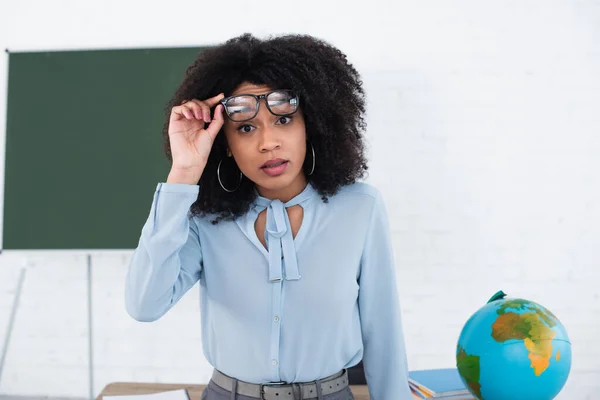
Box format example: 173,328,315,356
456,291,572,400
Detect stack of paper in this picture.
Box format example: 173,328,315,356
408,368,476,399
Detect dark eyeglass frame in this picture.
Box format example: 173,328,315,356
219,89,300,122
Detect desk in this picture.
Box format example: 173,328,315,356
97,382,370,400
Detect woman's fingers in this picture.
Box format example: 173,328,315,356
176,102,205,121
204,104,225,141
174,105,192,120
178,93,225,122
172,101,224,141
183,101,206,120
188,99,213,122
204,93,226,108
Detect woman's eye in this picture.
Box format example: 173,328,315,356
238,124,255,133
277,116,292,125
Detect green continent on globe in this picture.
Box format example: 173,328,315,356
492,299,557,376
496,299,557,328
457,345,483,399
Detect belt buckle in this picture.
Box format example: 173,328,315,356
260,381,287,400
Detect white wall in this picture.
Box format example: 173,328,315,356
1,0,599,399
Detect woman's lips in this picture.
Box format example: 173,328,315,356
261,160,289,177
261,158,287,168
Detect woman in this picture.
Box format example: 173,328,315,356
125,33,412,400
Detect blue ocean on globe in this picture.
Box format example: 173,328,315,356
456,291,572,400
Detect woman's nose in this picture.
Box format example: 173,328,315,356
258,125,281,152
255,106,281,152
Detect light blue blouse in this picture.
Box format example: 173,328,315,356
125,181,412,399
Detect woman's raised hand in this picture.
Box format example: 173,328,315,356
166,93,226,184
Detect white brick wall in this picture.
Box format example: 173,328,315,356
1,1,599,399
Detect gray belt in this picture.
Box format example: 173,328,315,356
210,368,349,400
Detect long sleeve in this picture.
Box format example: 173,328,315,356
358,191,413,399
125,182,203,322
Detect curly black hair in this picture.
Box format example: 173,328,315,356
161,33,369,223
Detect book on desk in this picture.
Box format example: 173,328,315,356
408,368,475,399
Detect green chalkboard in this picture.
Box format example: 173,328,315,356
3,46,206,250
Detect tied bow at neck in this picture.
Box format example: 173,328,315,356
254,185,315,283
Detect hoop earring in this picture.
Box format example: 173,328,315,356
217,158,242,192
307,140,315,176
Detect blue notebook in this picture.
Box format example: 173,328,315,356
408,368,470,397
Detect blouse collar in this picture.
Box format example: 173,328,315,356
251,182,317,282
252,182,318,210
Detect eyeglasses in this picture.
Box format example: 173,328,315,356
220,89,300,122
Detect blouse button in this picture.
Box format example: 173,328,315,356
274,316,280,322
272,359,278,366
